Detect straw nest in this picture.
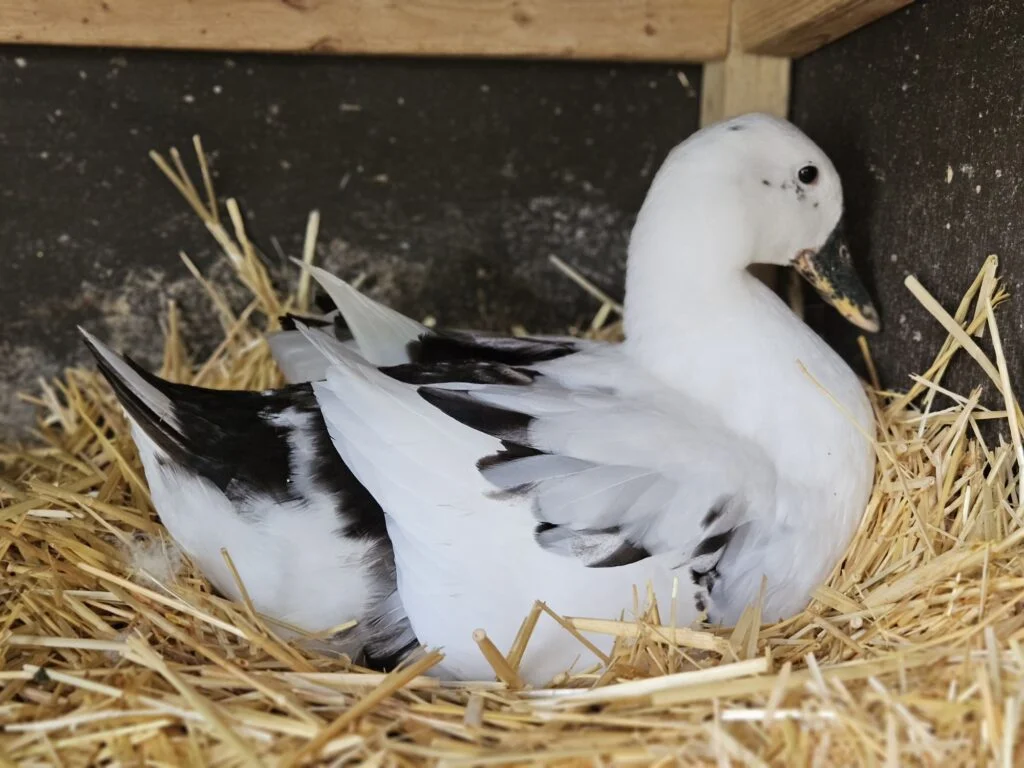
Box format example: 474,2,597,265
3,141,1024,768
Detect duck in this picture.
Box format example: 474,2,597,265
280,113,880,684
80,112,879,685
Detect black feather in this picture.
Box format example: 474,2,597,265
533,522,652,567
693,529,735,558
278,311,352,341
691,565,719,592
362,637,421,672
588,539,652,567
382,361,538,386
83,335,418,672
313,291,336,315
407,330,578,367
701,504,725,528
477,440,545,471
418,387,535,444
279,313,329,331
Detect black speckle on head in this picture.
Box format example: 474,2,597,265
813,202,819,209
728,124,744,132
761,179,771,187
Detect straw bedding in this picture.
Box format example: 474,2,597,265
2,141,1023,767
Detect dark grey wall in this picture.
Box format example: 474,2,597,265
791,0,1024,389
1,0,1021,433
0,53,700,434
0,51,699,433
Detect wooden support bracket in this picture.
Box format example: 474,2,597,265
735,0,914,58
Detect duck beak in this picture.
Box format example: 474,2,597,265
791,220,880,333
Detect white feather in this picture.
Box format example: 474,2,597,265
267,330,335,383
79,328,179,431
128,416,383,637
302,265,427,365
121,533,184,584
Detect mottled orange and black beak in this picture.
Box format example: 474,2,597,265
792,219,880,333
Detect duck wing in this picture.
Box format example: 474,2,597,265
422,375,779,578
80,329,418,669
268,265,596,383
295,317,775,580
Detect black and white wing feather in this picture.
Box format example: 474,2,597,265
268,264,594,384
418,379,775,573
80,329,418,670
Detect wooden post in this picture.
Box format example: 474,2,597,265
700,3,791,294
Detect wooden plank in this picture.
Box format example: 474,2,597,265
0,0,729,62
735,0,913,57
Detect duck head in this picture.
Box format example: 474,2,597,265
627,113,879,333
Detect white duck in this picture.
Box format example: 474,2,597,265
283,113,880,684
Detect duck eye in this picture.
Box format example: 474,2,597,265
798,165,819,185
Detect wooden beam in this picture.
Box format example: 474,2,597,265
735,0,913,58
0,0,729,62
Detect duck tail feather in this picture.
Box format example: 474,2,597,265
78,327,186,454
293,260,427,366
266,330,334,383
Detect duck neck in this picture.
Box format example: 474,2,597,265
622,189,763,361
620,201,872,485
